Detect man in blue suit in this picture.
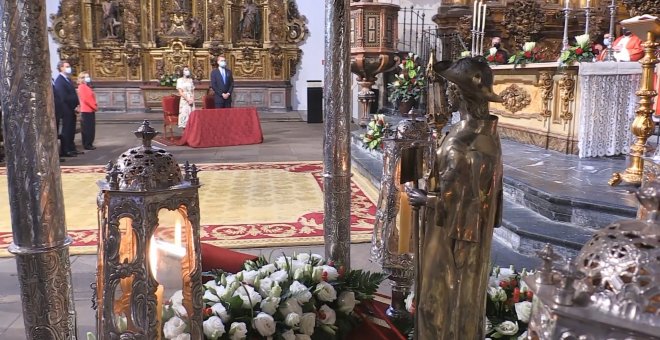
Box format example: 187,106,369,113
53,60,81,157
210,55,234,108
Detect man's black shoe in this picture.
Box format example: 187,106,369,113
63,152,77,157
84,146,96,150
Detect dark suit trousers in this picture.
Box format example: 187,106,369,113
80,112,95,148
214,95,232,108
61,111,77,153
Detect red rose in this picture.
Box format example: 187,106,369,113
499,280,509,288
575,47,584,55
487,55,495,62
510,279,518,288
204,307,213,317
496,54,505,63
524,51,532,58
513,287,521,303
526,290,534,300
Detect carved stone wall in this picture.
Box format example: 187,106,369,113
49,0,308,110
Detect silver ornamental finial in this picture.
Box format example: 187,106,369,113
552,259,584,306
183,161,191,181
190,164,200,185
537,244,561,285
134,120,159,148
636,184,660,223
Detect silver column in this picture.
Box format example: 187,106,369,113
0,0,77,338
323,0,352,269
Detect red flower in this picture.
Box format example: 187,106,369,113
495,54,506,63
575,47,584,55
338,266,346,278
526,290,534,301
204,307,213,317
513,287,521,303
524,51,532,58
322,271,329,282
510,279,518,288
499,280,509,288
487,55,495,62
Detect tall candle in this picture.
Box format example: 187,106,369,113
565,0,569,9
475,1,482,32
156,284,164,339
398,191,412,253
473,1,478,30
481,4,487,33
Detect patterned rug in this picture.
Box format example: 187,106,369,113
154,135,182,146
0,162,378,257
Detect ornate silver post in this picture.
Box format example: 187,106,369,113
562,5,571,52
602,0,617,61
471,29,477,56
0,0,77,338
584,4,591,35
323,0,352,269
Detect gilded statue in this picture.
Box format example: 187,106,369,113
102,0,121,38
239,0,260,40
407,56,504,340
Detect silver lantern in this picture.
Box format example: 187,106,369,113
371,117,432,324
93,121,204,339
524,185,660,339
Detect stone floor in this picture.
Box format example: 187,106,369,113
0,113,561,338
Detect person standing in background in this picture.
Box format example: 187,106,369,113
210,55,234,108
77,71,98,150
53,60,81,157
177,66,195,128
598,28,643,62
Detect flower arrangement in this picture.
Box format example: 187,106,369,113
361,114,388,151
159,73,179,87
387,52,426,105
96,253,385,340
559,34,595,65
508,42,546,66
485,47,507,64
460,51,472,58
485,265,534,340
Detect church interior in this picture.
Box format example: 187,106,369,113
0,0,659,339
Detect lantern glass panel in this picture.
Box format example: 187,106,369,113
112,276,136,332
118,217,137,262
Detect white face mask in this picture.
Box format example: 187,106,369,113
219,61,227,68
64,67,72,74
183,70,190,77
84,76,91,83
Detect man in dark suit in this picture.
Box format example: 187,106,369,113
210,55,234,108
53,60,81,157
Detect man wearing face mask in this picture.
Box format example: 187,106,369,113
490,37,509,63
210,55,234,108
598,28,643,62
53,60,81,157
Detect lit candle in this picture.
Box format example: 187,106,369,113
398,191,412,253
473,1,478,31
481,4,487,34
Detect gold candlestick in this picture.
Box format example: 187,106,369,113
609,19,659,186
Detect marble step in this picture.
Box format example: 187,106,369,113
495,198,594,260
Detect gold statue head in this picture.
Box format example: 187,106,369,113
433,56,502,104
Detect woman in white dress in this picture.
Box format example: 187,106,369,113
177,66,195,128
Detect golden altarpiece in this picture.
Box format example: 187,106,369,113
432,0,657,154
49,0,308,112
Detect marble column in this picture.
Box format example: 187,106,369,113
323,0,352,270
0,0,77,338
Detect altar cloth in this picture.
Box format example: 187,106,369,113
178,108,264,148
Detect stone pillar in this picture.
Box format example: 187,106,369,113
0,0,77,338
323,0,352,269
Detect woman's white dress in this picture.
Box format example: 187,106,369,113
177,78,195,128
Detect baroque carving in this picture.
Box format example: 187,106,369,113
286,0,308,43
193,59,205,80
269,0,286,42
538,71,554,120
623,0,660,16
124,45,141,78
207,0,225,41
499,84,532,114
95,47,125,77
270,44,284,76
502,0,547,48
120,0,140,42
289,48,302,78
456,15,473,45
559,73,576,122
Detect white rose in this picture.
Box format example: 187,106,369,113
523,42,536,52
203,290,221,303
172,334,190,340
311,267,324,282
170,290,184,307
321,266,339,281
489,47,497,56
575,34,590,47
228,322,248,340
404,292,414,314
260,297,281,315
269,270,289,283
300,313,316,335
258,277,274,297
163,316,187,339
488,287,508,302
279,298,303,317
294,268,305,280
495,321,519,336
234,285,262,308
225,274,237,285
259,263,277,276
290,260,306,272
311,254,323,262
241,270,260,285
461,51,471,57
203,316,226,340
518,331,529,340
275,256,293,268
172,303,188,318
282,329,296,340
289,281,312,304
285,312,301,328
485,318,493,333
317,305,336,325
204,279,220,289
296,253,311,262
270,284,283,298
296,335,312,340
253,312,277,337
211,303,230,323
315,281,337,302
338,291,357,314
514,301,532,323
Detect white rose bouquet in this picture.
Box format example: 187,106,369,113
170,253,387,339
485,265,534,340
